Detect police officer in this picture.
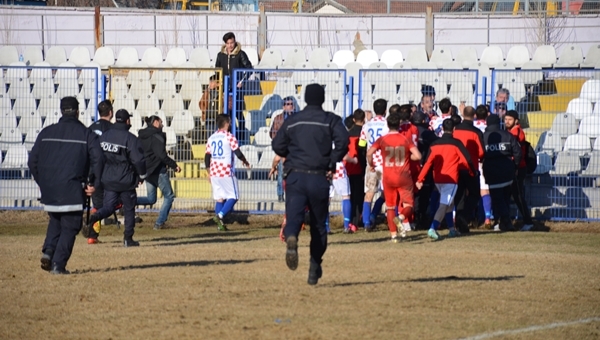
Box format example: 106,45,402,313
86,109,147,247
85,100,113,244
272,84,349,285
28,96,104,274
482,114,522,232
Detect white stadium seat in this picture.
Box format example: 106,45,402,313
1,110,17,129
456,47,479,68
405,47,428,67
30,63,55,100
115,47,140,67
170,110,194,135
12,94,37,117
161,93,185,114
0,144,28,171
6,62,31,100
93,46,115,69
501,76,526,102
283,48,306,67
0,46,19,65
480,45,504,68
308,48,331,69
68,46,91,66
0,128,22,152
165,47,187,67
430,48,453,68
332,50,355,68
258,48,283,68
582,44,600,68
244,48,259,67
532,45,556,68
136,94,160,113
520,61,544,84
42,110,61,129
580,80,600,103
163,126,177,150
506,45,530,68
380,49,403,69
45,46,67,66
550,151,581,175
551,113,578,136
256,148,276,169
23,46,44,66
555,44,583,68
356,50,379,68
19,110,43,131
536,131,563,156
583,152,600,176
141,47,163,67
129,79,152,101
578,116,600,137
189,48,212,68
23,128,41,152
566,98,593,120
54,62,80,98
253,127,271,146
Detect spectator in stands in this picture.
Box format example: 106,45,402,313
504,110,534,231
30,96,104,274
418,85,437,118
136,115,182,230
495,88,515,111
199,73,222,141
270,96,297,202
215,32,253,145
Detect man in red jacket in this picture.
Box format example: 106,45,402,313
504,110,534,231
416,119,475,240
452,106,484,233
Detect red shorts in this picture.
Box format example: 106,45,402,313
382,183,414,209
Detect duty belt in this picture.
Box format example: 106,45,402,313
290,168,328,176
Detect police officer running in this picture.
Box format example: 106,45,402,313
272,84,349,285
28,96,104,274
482,114,522,232
85,109,147,247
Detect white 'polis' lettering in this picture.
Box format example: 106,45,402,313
486,143,508,152
100,142,120,153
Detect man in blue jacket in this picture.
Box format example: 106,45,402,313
28,96,104,274
85,109,147,247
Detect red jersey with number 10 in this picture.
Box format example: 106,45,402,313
371,132,414,188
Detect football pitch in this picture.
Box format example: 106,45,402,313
1,211,599,339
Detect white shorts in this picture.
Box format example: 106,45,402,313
330,177,350,198
364,166,383,194
435,183,458,206
479,164,489,190
211,176,239,200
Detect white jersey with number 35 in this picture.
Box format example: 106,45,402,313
360,115,389,168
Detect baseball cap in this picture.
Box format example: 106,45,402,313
505,110,519,120
115,109,132,123
60,96,79,112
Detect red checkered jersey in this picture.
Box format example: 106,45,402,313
360,115,389,168
399,122,419,146
371,132,414,187
333,162,347,179
206,129,239,177
430,114,452,137
474,120,487,133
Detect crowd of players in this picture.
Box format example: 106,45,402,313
269,87,535,243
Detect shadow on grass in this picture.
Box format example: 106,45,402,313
323,275,525,288
148,235,274,247
147,230,251,242
73,259,259,274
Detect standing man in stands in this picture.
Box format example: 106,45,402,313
85,109,147,247
205,114,251,231
272,84,348,285
85,100,113,244
215,32,253,144
199,73,222,141
29,96,104,274
452,106,484,233
482,115,522,232
504,110,534,231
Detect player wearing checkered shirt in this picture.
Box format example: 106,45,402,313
205,114,250,231
358,99,389,231
330,154,359,234
368,113,422,242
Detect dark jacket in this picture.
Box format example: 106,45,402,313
415,123,439,167
99,123,147,192
214,43,253,85
482,124,522,188
88,118,113,137
28,116,104,212
272,105,349,173
346,124,365,176
453,119,485,170
138,125,178,186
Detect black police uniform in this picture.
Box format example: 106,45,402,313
88,114,147,246
272,84,349,285
412,113,439,229
28,98,104,274
482,115,522,231
87,118,113,238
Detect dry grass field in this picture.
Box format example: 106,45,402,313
1,210,599,340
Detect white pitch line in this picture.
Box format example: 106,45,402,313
459,317,600,340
